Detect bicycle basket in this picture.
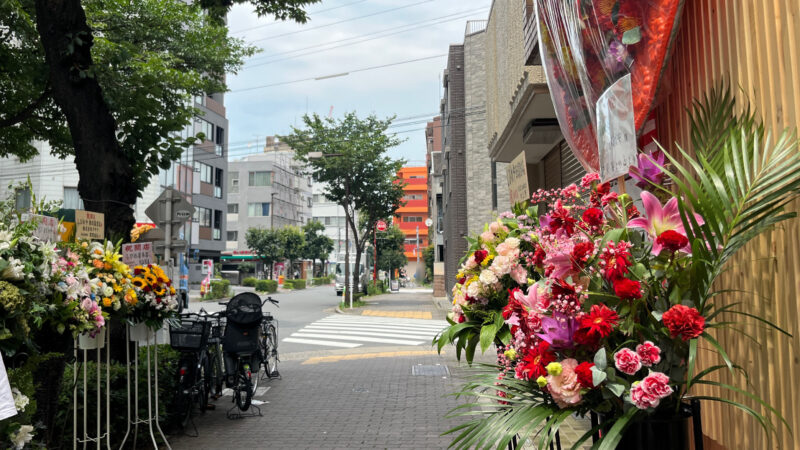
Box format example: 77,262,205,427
169,318,211,351
225,292,263,326
223,322,260,355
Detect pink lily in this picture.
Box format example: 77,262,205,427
628,191,704,254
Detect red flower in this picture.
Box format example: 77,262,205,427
134,267,143,275
627,204,641,219
656,230,689,253
474,249,488,264
548,202,577,235
596,182,610,196
614,278,642,300
515,341,555,380
457,314,466,323
532,246,546,268
573,328,600,348
571,241,595,271
578,304,619,339
458,277,466,285
636,341,662,367
575,362,596,388
582,208,604,228
662,304,705,341
600,241,632,281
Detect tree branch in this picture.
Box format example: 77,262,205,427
0,86,52,129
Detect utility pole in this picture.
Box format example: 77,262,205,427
373,226,377,287
344,180,352,308
416,225,420,284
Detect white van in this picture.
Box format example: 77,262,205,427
334,261,368,295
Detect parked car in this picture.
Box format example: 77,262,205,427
334,261,367,295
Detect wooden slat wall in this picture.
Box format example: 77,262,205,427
654,0,800,448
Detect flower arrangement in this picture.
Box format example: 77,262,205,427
69,240,136,315
436,90,798,448
48,250,106,337
128,264,178,329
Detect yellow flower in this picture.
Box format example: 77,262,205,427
112,283,122,293
144,273,157,285
131,277,146,289
504,348,517,361
102,297,112,307
169,286,176,295
154,286,166,297
536,376,548,388
481,254,494,267
546,362,562,377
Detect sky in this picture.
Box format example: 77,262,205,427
223,0,490,166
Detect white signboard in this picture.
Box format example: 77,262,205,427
506,151,530,205
23,214,60,243
75,210,105,241
596,74,637,181
122,242,154,267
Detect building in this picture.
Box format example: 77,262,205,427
485,0,584,195
394,166,429,281
223,144,314,276
426,117,446,297
311,181,351,273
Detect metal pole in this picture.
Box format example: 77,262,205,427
164,189,172,265
373,226,377,286
416,226,420,285
344,179,352,309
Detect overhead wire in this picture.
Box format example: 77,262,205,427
229,0,369,34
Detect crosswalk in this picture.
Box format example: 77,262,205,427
282,315,448,349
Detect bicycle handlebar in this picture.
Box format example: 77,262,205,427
262,297,279,308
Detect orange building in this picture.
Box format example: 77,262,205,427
394,166,429,279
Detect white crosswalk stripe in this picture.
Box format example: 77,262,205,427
282,314,448,349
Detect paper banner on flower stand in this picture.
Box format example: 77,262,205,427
122,242,154,267
75,210,105,241
596,74,638,182
21,214,61,243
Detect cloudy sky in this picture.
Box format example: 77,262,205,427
224,0,490,166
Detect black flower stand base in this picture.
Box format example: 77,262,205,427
591,399,704,450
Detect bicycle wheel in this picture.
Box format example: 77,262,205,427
264,324,279,378
198,352,210,412
210,345,224,398
234,361,252,411
175,358,194,428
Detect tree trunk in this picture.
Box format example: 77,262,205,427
34,0,137,239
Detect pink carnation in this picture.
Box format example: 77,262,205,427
636,341,662,367
640,371,673,399
581,173,600,187
614,348,642,375
546,358,582,408
510,264,528,284
480,231,495,243
630,383,660,409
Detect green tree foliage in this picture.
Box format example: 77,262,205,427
0,0,314,236
279,225,305,278
282,113,406,298
422,245,434,282
375,223,406,274
245,228,284,278
302,220,334,276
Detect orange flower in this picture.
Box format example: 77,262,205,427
104,262,112,270
92,259,104,269
102,297,112,307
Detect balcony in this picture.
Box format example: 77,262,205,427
523,0,540,66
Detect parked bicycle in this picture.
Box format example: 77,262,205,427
259,297,280,380
222,292,265,416
169,313,212,431
198,307,226,401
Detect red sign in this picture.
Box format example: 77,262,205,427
376,220,387,232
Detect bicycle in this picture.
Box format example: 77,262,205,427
169,313,212,432
198,307,226,401
222,293,264,417
259,297,280,380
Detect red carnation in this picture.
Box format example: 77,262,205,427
662,304,705,341
627,204,641,219
575,362,596,388
532,246,546,268
458,277,466,285
548,203,577,236
596,182,610,196
582,208,604,228
134,268,143,275
571,241,595,271
614,278,642,300
600,241,632,281
515,341,555,380
578,304,620,339
656,230,689,253
473,249,488,264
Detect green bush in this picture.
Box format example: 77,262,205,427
204,279,231,300
282,279,293,289
242,277,257,287
53,345,181,448
366,284,383,296
255,279,277,293
291,279,306,290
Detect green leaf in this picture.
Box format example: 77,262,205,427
597,407,639,450
686,338,698,390
479,321,498,353
651,310,663,321
621,26,641,44
593,348,607,370
591,366,607,386
606,383,625,397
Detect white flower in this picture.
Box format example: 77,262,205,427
88,242,104,259
102,286,113,297
10,425,34,449
490,255,512,276
11,388,28,413
1,257,25,280
466,280,481,298
479,269,498,285
503,237,520,249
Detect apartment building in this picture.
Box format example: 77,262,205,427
311,181,351,272
395,166,429,280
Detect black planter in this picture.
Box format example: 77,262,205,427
595,401,702,450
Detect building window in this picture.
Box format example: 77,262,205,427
214,168,223,198
248,171,272,187
195,161,212,184
213,209,222,240
14,188,31,211
403,194,423,200
408,175,425,179
229,172,239,193
195,118,214,142
402,216,423,223
227,203,239,214
194,207,212,227
215,126,225,145
63,187,83,210
307,197,312,208
248,202,270,217
313,194,323,203
227,231,238,241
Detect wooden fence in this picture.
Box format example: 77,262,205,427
654,0,800,448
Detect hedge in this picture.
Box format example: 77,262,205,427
242,276,257,287
255,279,277,293
291,279,306,290
205,279,231,300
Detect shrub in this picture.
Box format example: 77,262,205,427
242,277,257,287
255,279,277,293
205,279,230,300
282,279,293,289
366,284,383,296
291,279,306,290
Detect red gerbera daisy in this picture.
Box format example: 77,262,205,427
515,341,555,380
578,304,619,339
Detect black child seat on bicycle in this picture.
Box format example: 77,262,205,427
223,292,263,355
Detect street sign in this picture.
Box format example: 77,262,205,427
145,188,195,238
376,220,387,232
424,218,433,227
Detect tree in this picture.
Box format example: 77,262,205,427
245,228,284,279
303,220,334,277
1,0,317,237
279,225,305,278
422,245,434,283
376,224,407,275
282,113,406,300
